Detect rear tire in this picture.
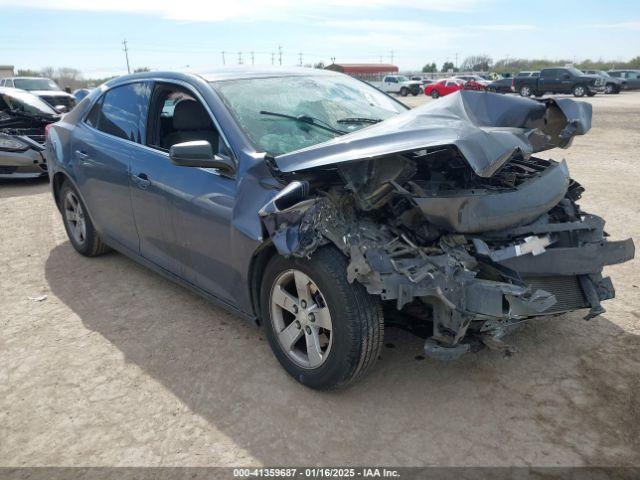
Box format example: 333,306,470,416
519,85,532,97
260,247,384,389
400,87,408,97
604,84,614,94
59,181,111,257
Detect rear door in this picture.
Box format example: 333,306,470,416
538,69,560,92
71,82,152,252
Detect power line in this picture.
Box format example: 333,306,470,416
122,39,131,74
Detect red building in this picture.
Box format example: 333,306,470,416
325,63,398,82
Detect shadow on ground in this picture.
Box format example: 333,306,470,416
44,242,640,466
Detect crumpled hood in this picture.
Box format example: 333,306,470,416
274,90,592,177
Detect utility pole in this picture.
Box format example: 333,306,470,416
122,39,131,74
298,52,303,67
389,50,394,65
271,52,275,65
251,51,255,65
278,45,283,66
379,55,383,63
221,51,226,65
455,52,459,70
238,51,243,65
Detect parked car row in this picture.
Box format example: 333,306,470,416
417,68,640,100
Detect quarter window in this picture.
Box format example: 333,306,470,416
95,82,151,143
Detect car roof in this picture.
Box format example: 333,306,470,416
6,76,53,80
107,67,343,86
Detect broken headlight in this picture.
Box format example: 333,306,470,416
0,133,29,152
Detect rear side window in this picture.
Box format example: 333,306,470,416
93,82,151,143
85,98,102,128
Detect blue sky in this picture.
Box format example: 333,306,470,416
1,0,638,78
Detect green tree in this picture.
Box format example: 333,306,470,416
422,62,437,73
441,61,457,73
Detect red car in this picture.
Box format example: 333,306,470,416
424,79,463,98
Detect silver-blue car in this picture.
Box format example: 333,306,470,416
46,68,634,389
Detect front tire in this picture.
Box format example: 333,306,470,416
260,247,384,389
59,181,111,257
400,87,408,97
605,84,614,94
430,90,440,99
573,84,586,97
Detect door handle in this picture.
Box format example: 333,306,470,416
132,172,150,189
74,150,89,162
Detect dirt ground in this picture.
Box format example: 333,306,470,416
1,91,639,468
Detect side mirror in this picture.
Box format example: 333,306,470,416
169,140,235,174
54,105,68,113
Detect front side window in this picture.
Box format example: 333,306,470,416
211,74,406,155
94,82,151,143
148,84,225,155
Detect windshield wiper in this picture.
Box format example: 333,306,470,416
259,110,347,135
336,117,382,125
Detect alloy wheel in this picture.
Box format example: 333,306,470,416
270,269,333,369
63,191,87,246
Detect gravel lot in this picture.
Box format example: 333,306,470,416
1,91,639,468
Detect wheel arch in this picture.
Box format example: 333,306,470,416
51,170,99,232
247,241,279,325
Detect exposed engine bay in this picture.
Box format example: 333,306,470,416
259,91,635,360
0,88,60,177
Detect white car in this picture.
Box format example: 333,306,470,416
0,77,76,112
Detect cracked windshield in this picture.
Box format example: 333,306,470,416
212,75,406,155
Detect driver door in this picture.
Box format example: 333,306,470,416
129,82,239,303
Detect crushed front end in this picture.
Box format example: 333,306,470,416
259,91,635,360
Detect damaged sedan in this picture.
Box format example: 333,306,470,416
46,69,634,389
0,87,60,178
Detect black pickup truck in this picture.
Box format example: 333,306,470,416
514,67,605,97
